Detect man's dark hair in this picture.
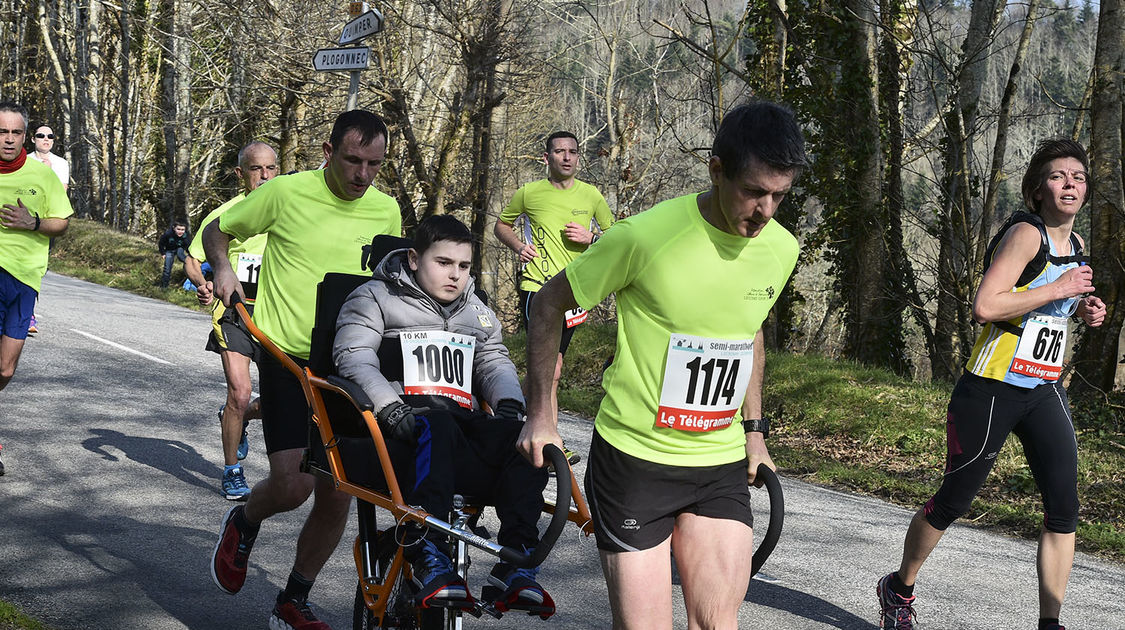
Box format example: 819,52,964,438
172,219,187,228
545,130,578,153
1021,138,1090,213
712,101,807,179
413,214,473,256
0,101,29,129
328,110,388,150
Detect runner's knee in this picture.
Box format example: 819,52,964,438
922,495,966,531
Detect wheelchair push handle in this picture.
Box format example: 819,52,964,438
497,443,572,569
750,462,784,578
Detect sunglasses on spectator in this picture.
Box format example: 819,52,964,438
35,133,55,139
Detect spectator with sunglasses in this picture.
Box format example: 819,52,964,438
29,125,69,190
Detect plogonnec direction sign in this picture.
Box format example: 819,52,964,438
313,46,371,72
338,9,385,45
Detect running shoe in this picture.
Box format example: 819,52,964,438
0,444,5,476
1041,625,1066,630
211,505,258,594
268,592,330,630
563,446,581,465
218,404,250,461
27,315,37,335
482,559,555,618
409,538,471,607
877,573,917,629
221,465,251,501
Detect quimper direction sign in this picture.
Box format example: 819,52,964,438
338,9,385,45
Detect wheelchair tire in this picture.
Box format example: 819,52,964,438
352,577,447,630
749,463,784,578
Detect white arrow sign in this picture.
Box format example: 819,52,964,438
338,9,385,45
313,46,371,72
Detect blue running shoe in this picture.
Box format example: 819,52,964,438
222,465,251,501
408,538,470,608
482,558,555,619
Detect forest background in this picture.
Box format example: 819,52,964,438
2,0,1123,397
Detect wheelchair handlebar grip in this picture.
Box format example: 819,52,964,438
498,443,572,569
750,463,784,578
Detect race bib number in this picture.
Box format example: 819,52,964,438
236,253,262,300
1010,314,1067,381
400,331,476,408
655,334,754,432
565,307,587,328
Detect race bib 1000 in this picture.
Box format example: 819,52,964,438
1010,314,1067,381
655,334,754,432
400,331,476,408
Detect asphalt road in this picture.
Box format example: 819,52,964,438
1,272,1123,629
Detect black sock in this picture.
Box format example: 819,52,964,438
889,572,914,598
1038,618,1060,630
282,571,314,603
233,507,260,536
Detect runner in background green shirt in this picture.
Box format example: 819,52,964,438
494,131,613,458
517,102,807,630
205,111,402,630
184,141,277,501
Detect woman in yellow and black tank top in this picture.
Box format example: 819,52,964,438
875,139,1108,630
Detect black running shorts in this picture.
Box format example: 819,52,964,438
257,350,311,455
584,429,753,553
519,289,576,356
205,301,261,362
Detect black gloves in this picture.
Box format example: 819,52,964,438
494,399,525,423
377,402,417,444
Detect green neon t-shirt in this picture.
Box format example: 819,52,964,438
0,159,74,291
190,193,269,300
499,178,613,292
566,193,798,467
219,170,401,358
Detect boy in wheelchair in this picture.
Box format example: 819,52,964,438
332,215,554,616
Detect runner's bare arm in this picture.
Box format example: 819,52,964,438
184,256,213,306
494,218,538,263
744,329,774,487
0,199,69,236
201,221,243,307
517,272,577,467
973,224,1092,323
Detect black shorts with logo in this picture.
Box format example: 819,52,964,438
519,289,576,356
205,301,261,362
584,429,753,552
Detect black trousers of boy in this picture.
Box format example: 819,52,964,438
338,402,548,552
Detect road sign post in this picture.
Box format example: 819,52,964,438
314,6,386,112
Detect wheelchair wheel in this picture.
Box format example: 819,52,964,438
352,572,446,629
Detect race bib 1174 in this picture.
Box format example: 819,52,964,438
655,334,754,432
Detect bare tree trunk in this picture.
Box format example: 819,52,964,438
978,0,1041,267
1072,0,1125,394
931,0,1002,382
160,0,191,225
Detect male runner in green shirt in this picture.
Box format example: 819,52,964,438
0,101,73,477
185,141,277,500
207,110,401,630
494,131,613,430
518,102,806,629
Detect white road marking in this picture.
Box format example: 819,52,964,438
70,329,175,365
